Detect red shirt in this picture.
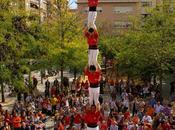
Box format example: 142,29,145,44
58,123,64,130
51,87,56,96
88,0,98,7
84,81,90,89
5,116,11,124
84,30,99,47
101,123,108,130
84,69,101,84
107,118,112,128
84,110,101,125
63,116,70,126
12,116,21,128
42,101,48,109
124,111,130,120
74,113,82,124
161,123,171,130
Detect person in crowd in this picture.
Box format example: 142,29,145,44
154,101,164,114
45,79,50,97
142,112,153,129
51,95,58,113
73,109,82,129
0,112,4,129
20,122,29,130
0,73,174,130
54,78,59,94
2,122,11,130
12,112,21,130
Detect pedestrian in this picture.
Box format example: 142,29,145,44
45,79,50,97
54,78,59,94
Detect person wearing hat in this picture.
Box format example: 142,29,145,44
84,65,101,105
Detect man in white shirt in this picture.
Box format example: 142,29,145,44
154,101,164,114
142,113,152,124
121,89,128,100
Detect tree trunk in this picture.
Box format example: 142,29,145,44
153,74,157,86
29,70,31,83
74,69,77,79
173,67,175,84
1,83,5,103
60,65,63,85
159,69,163,93
40,70,43,84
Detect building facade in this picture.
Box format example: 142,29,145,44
25,0,48,22
77,0,161,32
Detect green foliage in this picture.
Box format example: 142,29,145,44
41,0,87,75
0,0,48,92
100,2,175,83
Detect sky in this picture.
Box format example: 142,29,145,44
69,0,77,9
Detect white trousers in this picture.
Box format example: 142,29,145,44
89,87,100,105
88,49,99,68
88,11,97,29
87,126,99,130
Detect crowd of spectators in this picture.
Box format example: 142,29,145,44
0,77,175,130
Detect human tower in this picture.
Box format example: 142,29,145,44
84,0,101,106
83,0,101,129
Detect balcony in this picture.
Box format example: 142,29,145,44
77,0,140,4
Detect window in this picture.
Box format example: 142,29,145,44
84,7,103,13
141,2,152,7
114,6,133,14
114,22,132,28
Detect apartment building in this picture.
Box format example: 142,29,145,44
77,0,161,32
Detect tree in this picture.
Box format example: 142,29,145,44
116,2,175,89
99,2,175,91
42,0,87,83
0,0,28,102
0,0,52,101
